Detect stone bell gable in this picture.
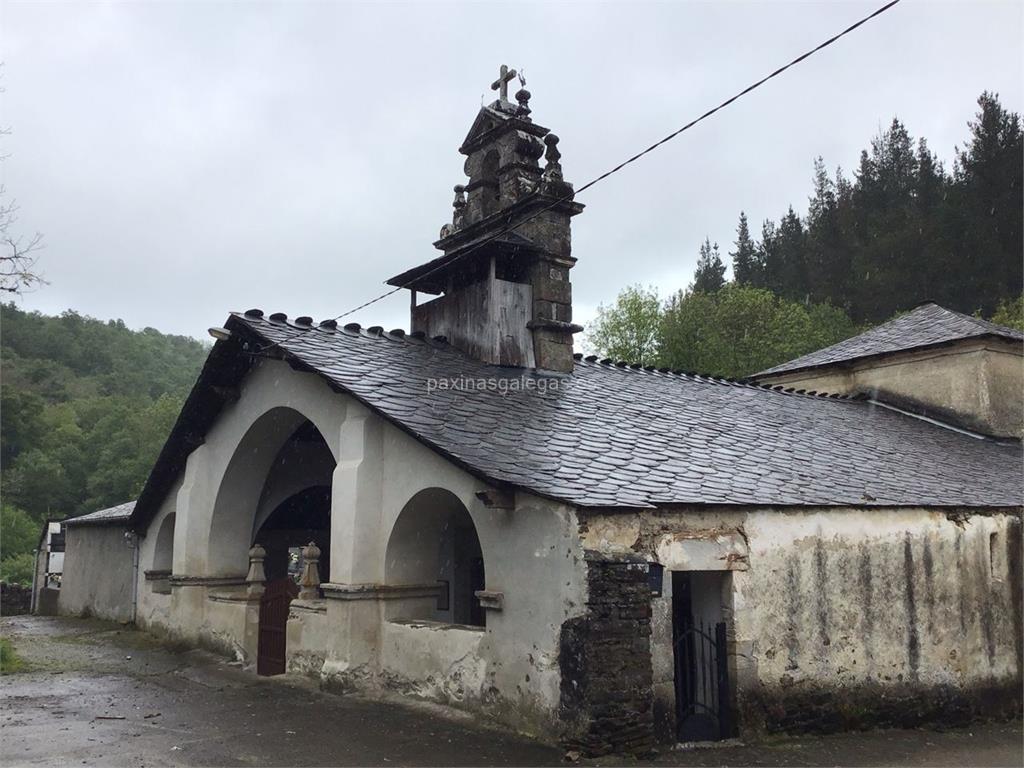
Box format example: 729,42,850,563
386,66,584,373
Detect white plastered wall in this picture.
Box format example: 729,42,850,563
137,358,588,737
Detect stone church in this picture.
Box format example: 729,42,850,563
60,71,1022,755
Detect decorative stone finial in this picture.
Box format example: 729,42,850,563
453,184,467,225
440,184,468,238
542,134,563,182
490,64,517,102
515,88,532,120
298,541,322,600
246,543,267,598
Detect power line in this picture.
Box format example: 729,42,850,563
257,0,902,353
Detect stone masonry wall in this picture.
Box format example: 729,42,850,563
559,552,655,757
578,506,1023,740
1,582,33,616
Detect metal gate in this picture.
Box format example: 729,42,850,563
257,578,299,676
673,620,732,742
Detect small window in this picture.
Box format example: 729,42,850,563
990,531,1005,581
649,563,665,596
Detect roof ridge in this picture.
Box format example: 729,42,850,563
937,303,1023,338
235,309,452,349
574,353,859,402
236,311,861,402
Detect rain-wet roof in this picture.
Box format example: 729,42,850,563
755,302,1024,378
129,308,1022,530
65,500,136,527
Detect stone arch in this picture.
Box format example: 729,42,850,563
385,487,486,627
206,406,337,578
153,512,176,572
255,486,332,584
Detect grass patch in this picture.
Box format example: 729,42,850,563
0,636,27,674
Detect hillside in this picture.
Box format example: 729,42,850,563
1,303,208,582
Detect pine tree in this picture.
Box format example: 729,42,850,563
771,207,808,301
693,92,1020,323
691,237,726,294
805,158,847,305
954,91,1024,313
850,119,920,321
757,220,777,294
730,212,760,286
908,137,949,305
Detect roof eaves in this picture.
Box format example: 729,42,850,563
66,501,136,527
577,354,861,403
754,331,1022,379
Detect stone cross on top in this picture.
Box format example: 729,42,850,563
491,64,518,102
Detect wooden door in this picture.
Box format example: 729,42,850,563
257,578,298,676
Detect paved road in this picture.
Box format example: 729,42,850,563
1,616,1020,767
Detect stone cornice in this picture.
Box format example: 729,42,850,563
169,574,247,588
207,591,258,604
320,582,441,602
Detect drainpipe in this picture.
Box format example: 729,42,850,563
125,530,140,624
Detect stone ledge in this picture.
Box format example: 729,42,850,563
170,574,247,588
207,592,259,604
290,598,327,614
388,618,485,633
320,582,441,601
474,590,504,611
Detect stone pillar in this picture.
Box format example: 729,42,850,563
246,544,267,599
298,541,322,600
559,552,656,757
330,403,383,585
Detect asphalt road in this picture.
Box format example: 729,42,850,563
1,616,1020,767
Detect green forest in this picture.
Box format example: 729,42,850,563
1,304,208,583
590,92,1024,373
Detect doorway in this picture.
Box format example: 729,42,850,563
257,577,299,676
672,571,733,741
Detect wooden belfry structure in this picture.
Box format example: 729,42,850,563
386,66,585,373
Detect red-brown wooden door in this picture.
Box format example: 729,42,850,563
257,578,299,676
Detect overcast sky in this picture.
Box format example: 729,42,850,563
2,1,1021,343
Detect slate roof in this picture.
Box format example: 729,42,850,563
65,500,136,527
178,310,1024,510
756,302,1024,377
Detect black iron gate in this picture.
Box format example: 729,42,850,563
673,620,732,742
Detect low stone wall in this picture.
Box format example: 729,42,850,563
559,552,655,757
379,619,487,704
36,587,60,616
1,582,32,616
286,599,329,675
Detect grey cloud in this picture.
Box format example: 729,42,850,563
2,1,1021,339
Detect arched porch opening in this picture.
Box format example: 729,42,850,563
206,408,336,676
206,406,337,578
249,417,335,588
153,512,176,572
254,486,331,584
385,488,486,627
